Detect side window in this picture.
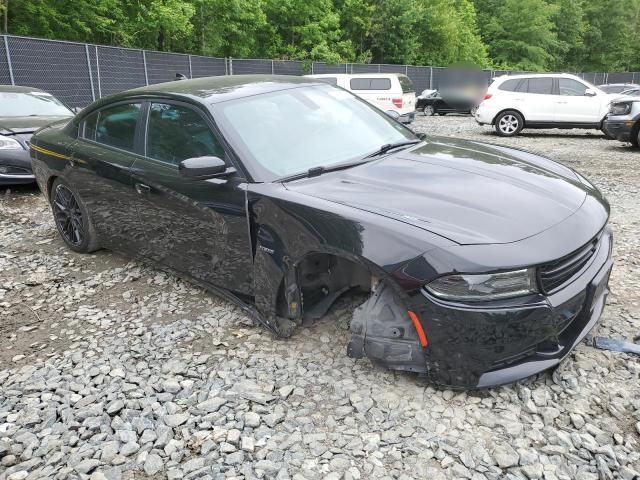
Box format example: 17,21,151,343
349,78,392,90
82,103,141,151
146,103,224,166
498,79,520,92
558,78,588,96
516,79,529,92
527,78,553,95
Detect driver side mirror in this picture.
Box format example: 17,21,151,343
585,88,597,97
179,156,235,179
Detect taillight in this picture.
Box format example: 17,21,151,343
482,93,493,101
392,98,403,108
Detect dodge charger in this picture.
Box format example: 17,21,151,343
29,76,613,388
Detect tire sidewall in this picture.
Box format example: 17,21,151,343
423,105,435,116
51,178,99,253
495,111,523,137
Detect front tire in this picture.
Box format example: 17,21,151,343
51,178,100,253
632,127,640,147
495,111,524,137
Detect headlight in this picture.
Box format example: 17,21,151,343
425,268,538,301
609,102,631,116
0,135,24,150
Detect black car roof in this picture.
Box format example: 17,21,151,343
95,75,326,106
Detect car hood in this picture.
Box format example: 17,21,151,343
0,115,72,135
285,137,590,245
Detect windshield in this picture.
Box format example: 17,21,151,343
214,85,415,181
0,91,73,117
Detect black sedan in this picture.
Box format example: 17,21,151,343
416,90,478,116
0,85,74,185
30,75,613,388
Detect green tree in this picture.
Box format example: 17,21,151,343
413,0,488,67
550,0,585,70
475,0,557,70
262,0,354,62
191,0,268,57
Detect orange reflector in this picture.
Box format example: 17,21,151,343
408,310,428,347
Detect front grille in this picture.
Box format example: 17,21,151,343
539,234,600,293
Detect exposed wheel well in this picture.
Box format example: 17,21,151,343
46,175,58,202
492,108,525,126
277,252,374,324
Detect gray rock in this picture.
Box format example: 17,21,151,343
164,414,189,427
196,397,226,413
120,442,140,456
74,459,101,474
493,445,519,469
244,412,261,428
144,453,163,475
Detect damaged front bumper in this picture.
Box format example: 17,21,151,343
348,228,613,388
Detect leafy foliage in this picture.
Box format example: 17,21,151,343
2,0,639,71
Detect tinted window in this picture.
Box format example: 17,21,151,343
558,78,588,96
527,78,553,94
516,79,529,92
350,78,392,90
398,75,414,93
83,103,141,151
147,103,224,165
498,79,520,92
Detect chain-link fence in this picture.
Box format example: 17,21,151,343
1,34,637,108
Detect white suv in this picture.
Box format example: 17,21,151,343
475,73,613,137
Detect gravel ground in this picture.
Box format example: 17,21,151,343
1,115,639,480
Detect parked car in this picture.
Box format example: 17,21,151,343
617,87,640,97
475,73,615,137
31,75,612,388
416,89,478,116
597,83,640,94
603,97,640,146
0,85,74,185
306,73,416,123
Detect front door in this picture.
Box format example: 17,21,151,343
131,101,253,297
553,78,602,124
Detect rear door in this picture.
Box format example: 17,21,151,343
553,78,603,124
130,100,253,296
519,77,556,122
71,101,148,254
397,75,416,115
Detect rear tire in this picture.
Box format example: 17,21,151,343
495,110,524,137
470,106,478,116
423,105,435,116
50,178,100,253
631,123,640,147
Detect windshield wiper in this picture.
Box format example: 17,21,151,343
362,140,422,159
278,159,371,183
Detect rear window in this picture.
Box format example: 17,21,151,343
398,75,414,93
528,78,553,94
350,78,392,90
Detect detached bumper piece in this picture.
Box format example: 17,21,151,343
592,336,640,355
347,282,428,373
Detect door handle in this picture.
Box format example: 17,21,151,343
135,183,150,195
557,101,568,104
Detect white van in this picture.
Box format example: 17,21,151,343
306,73,416,123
